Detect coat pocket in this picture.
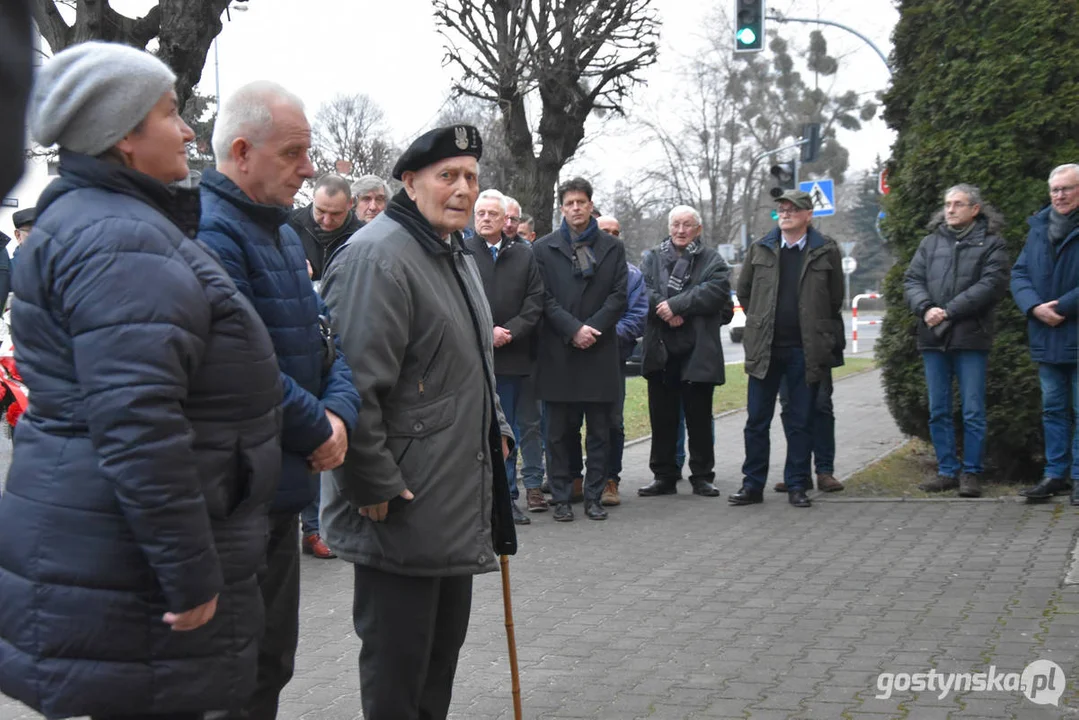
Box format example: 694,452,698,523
223,435,282,519
384,393,458,499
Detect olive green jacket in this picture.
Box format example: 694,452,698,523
737,225,844,384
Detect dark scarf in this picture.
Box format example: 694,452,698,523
560,217,599,277
385,188,466,256
1049,208,1079,245
658,237,703,297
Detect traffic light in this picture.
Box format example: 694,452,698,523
769,161,795,198
734,0,765,53
800,123,821,163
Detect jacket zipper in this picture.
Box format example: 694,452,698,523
418,331,446,396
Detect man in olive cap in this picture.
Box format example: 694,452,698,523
321,124,517,719
730,190,843,509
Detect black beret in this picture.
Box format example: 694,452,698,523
392,125,482,180
12,207,35,229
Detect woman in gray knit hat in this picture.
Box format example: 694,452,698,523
0,42,283,720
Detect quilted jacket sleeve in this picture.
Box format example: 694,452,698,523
60,218,223,613
201,227,332,456
316,292,361,433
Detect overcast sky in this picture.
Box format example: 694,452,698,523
116,0,899,198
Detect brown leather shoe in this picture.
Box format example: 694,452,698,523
601,479,621,506
571,476,584,503
816,474,844,492
774,482,787,493
302,533,336,559
526,487,549,512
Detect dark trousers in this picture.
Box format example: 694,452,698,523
742,346,819,491
606,374,628,483
546,401,611,504
220,513,300,720
647,362,716,484
779,369,836,475
352,566,473,720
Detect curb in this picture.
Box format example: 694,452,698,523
622,364,880,450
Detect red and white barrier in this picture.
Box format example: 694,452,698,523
851,292,881,354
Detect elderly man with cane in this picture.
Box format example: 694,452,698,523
322,124,520,719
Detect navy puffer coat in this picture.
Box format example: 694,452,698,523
199,170,360,514
0,151,283,719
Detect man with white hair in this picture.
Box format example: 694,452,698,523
351,174,391,223
1012,163,1079,505
638,206,732,499
198,81,362,719
465,189,545,522
503,195,523,238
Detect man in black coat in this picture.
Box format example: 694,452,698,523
637,205,733,499
904,183,1009,499
287,173,363,282
465,188,544,525
533,177,628,522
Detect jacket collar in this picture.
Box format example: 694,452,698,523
39,150,201,236
200,168,291,231
1029,205,1079,247
761,224,828,252
290,203,363,246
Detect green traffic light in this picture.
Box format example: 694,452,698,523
736,27,757,46
771,210,779,220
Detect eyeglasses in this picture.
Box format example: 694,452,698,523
776,208,805,216
505,215,521,223
1050,184,1079,196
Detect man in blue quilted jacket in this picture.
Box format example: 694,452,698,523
199,81,361,720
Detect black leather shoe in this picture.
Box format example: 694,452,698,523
728,484,764,505
638,479,678,496
690,480,720,497
788,489,812,508
552,502,574,522
511,500,531,525
1020,477,1070,500
584,500,608,520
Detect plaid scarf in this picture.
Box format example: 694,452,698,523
560,217,599,277
659,237,703,297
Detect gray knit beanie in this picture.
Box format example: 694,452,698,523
30,41,177,156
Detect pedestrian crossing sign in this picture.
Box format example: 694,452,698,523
799,178,836,217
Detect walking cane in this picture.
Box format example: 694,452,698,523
500,554,523,720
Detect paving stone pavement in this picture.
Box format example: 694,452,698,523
3,369,1079,720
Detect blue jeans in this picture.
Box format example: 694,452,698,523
922,350,988,477
496,375,523,499
742,346,818,491
300,475,323,536
516,374,545,490
779,370,835,474
1038,362,1079,481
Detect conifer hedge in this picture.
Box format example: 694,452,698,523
877,0,1079,480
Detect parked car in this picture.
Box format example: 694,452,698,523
729,291,745,343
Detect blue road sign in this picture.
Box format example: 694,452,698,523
799,178,835,217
